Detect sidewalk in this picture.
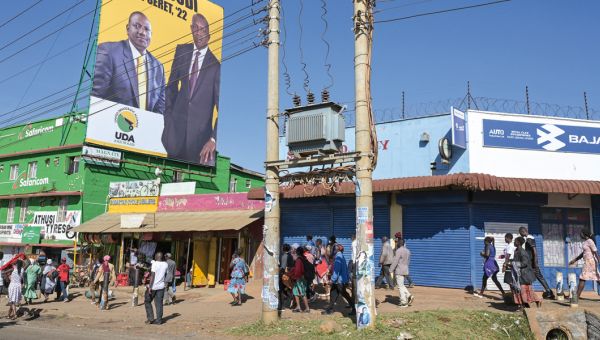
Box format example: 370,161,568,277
1,281,599,339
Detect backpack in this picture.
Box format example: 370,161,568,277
301,257,315,282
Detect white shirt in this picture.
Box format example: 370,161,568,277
188,46,208,79
0,258,4,286
150,260,168,290
504,243,516,260
128,40,146,69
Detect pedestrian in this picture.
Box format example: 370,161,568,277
394,232,414,287
303,246,316,302
474,236,505,298
24,258,41,305
322,244,355,315
278,244,295,311
289,246,310,313
7,260,24,320
569,230,600,299
315,238,326,261
57,258,71,302
227,249,249,306
144,252,168,325
500,233,522,305
518,227,555,299
390,239,414,307
89,257,101,305
306,235,316,251
42,259,57,303
375,236,395,289
0,251,4,299
513,237,542,307
326,236,338,261
94,255,116,310
163,253,177,305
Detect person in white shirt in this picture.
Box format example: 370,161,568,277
144,252,168,325
0,251,4,298
500,233,520,305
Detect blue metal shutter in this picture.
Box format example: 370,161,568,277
403,204,471,289
471,204,544,291
281,204,332,249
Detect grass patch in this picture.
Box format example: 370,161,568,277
228,310,534,339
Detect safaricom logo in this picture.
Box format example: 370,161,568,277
12,172,49,189
536,124,566,151
18,124,54,140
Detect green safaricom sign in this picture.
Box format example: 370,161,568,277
21,226,42,244
12,171,50,190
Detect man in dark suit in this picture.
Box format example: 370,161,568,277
162,13,220,166
92,12,165,114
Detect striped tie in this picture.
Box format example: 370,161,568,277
137,55,147,110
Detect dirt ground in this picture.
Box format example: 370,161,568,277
1,281,599,339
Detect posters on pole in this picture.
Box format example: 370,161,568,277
86,0,224,167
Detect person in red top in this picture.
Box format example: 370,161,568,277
288,246,310,313
57,258,71,302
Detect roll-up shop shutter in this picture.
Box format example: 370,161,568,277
403,203,471,289
281,204,332,248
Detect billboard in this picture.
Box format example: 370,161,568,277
86,0,223,167
451,107,466,149
109,179,160,198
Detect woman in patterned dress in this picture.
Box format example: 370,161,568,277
227,249,248,306
8,260,24,320
569,230,600,298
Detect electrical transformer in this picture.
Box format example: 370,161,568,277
285,102,345,157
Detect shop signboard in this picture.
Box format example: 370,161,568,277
109,179,160,198
108,197,158,214
483,119,600,154
451,107,467,149
0,224,24,241
158,193,264,212
85,0,224,167
21,226,41,244
82,146,122,168
33,211,81,242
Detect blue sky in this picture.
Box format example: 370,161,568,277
0,0,598,172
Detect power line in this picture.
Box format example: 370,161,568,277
374,0,512,24
0,0,43,30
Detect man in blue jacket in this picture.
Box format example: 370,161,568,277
322,244,356,316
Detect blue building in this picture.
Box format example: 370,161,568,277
252,108,600,292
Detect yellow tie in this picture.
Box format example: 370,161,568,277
137,55,147,111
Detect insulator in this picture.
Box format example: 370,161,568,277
307,91,315,104
292,94,301,107
321,89,330,102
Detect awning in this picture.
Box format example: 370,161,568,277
73,210,264,233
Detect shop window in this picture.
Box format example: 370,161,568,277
229,178,237,192
45,158,50,167
7,200,15,223
57,197,68,222
9,164,19,180
27,161,37,179
19,198,29,223
173,170,184,183
245,179,251,189
66,156,80,174
542,208,590,268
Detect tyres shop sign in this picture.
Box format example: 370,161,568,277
33,211,81,241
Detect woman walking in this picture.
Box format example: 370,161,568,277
500,233,522,306
41,259,57,302
474,236,506,298
289,246,310,313
227,249,248,306
513,237,542,307
7,260,24,320
569,230,600,298
24,258,41,305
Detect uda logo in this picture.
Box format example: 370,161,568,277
537,124,566,151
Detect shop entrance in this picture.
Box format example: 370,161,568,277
218,237,238,284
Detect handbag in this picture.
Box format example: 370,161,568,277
281,273,293,289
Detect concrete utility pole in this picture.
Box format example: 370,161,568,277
262,0,281,324
353,0,376,329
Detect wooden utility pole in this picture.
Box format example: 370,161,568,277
262,0,280,324
353,0,376,329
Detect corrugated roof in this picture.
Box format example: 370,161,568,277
247,173,600,199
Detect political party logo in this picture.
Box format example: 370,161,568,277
537,124,566,151
12,172,50,189
114,108,138,145
18,123,54,140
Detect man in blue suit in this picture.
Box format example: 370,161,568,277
92,12,165,114
162,13,220,166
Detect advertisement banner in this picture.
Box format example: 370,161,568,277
108,197,158,214
32,211,81,242
82,145,122,168
21,226,41,244
0,224,24,240
483,119,600,154
109,179,160,198
86,0,224,167
451,107,466,149
158,193,264,212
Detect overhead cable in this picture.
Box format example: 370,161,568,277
374,0,512,24
0,0,43,31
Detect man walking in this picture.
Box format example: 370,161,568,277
94,255,116,310
394,232,414,287
390,240,414,307
376,236,395,289
57,258,71,302
518,227,556,299
322,244,356,316
163,253,176,305
145,252,168,325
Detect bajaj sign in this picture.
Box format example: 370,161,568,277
483,119,600,154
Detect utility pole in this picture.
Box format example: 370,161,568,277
353,0,376,329
262,0,280,324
